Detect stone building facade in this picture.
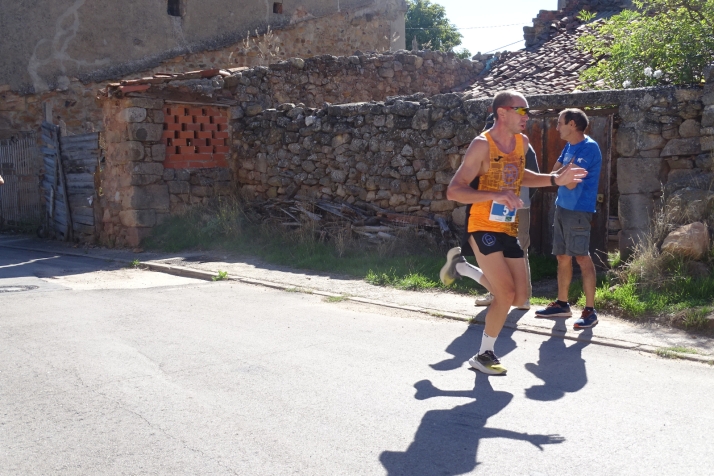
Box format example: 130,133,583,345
0,0,406,139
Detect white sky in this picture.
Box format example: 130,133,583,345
422,1,560,55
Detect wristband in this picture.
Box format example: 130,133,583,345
550,174,557,187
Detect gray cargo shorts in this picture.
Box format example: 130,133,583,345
552,206,593,257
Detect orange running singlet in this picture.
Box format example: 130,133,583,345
466,131,525,237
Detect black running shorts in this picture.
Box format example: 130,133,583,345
469,231,524,258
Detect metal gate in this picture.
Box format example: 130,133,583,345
0,133,43,229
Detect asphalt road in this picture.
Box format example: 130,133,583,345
1,248,714,475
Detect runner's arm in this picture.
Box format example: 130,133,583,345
521,164,587,188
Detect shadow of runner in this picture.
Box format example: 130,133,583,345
524,324,593,401
380,373,565,475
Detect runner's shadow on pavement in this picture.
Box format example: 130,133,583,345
428,324,517,371
524,323,593,401
379,373,565,475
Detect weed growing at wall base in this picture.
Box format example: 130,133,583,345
213,270,229,281
142,198,549,296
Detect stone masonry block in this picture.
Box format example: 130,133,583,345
111,141,144,164
660,138,701,157
636,131,666,151
411,109,431,130
702,105,714,127
151,144,166,162
124,98,164,109
678,119,700,138
618,157,663,194
122,185,170,211
128,123,163,142
117,107,147,123
168,181,190,194
119,209,156,227
132,162,164,175
618,194,654,231
701,136,714,151
616,126,636,157
429,200,455,212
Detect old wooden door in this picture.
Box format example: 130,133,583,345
526,113,612,267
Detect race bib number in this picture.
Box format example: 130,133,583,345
489,202,516,222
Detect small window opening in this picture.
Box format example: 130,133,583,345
168,0,182,16
273,2,283,14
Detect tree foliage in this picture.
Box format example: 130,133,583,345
578,0,714,89
405,0,464,53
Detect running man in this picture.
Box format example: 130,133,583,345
453,112,540,310
440,90,587,375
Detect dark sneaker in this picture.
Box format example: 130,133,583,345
534,301,572,318
469,350,507,375
574,309,598,329
439,247,464,286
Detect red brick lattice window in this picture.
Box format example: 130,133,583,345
162,106,229,169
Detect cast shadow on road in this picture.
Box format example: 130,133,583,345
428,311,525,372
524,322,593,401
379,320,591,474
0,247,124,281
379,372,565,475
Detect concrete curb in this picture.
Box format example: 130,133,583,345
142,261,713,365
3,243,712,365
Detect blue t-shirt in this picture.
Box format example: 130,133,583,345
554,136,602,213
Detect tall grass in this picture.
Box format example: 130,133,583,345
587,190,714,329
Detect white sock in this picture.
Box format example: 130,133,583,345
479,332,497,355
455,261,485,286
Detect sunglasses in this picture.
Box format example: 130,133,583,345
509,107,530,116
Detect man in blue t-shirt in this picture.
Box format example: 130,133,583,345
535,108,602,329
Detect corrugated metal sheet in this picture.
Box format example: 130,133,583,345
41,122,72,240
39,123,100,241
0,132,43,228
60,132,100,239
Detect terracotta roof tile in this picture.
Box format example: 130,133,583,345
462,20,602,100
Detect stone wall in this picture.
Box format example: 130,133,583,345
614,78,714,255
100,97,234,247
233,94,483,217
227,50,483,111
231,80,714,257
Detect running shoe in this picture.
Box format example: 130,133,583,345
516,299,531,311
439,247,464,286
574,309,599,329
534,301,572,318
474,292,493,307
469,350,507,375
